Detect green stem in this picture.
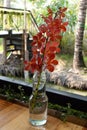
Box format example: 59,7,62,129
31,38,48,110
31,72,41,110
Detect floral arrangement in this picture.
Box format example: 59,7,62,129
24,7,68,112
25,7,68,75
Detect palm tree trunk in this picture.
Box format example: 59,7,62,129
73,0,87,70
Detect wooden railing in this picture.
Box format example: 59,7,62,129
0,6,38,35
0,7,39,63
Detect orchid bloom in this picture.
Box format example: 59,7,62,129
25,7,68,73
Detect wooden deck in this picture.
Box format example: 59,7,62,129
0,99,87,130
0,31,24,38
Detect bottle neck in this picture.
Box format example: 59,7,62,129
32,71,46,93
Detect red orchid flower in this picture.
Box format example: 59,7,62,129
24,7,68,73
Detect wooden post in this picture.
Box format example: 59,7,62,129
23,30,29,81
23,0,29,81
3,38,7,63
3,0,11,30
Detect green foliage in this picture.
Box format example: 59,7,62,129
60,32,75,54
0,85,29,103
31,0,78,32
56,54,73,63
48,102,87,120
30,0,79,54
49,0,78,32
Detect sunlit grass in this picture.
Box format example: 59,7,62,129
56,53,73,61
0,45,3,52
84,56,87,66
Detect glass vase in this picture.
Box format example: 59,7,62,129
29,71,48,126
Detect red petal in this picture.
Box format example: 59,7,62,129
62,7,67,12
61,25,66,32
24,64,30,71
52,42,59,47
61,13,65,17
24,60,28,64
47,7,53,15
57,35,62,39
63,22,68,26
33,35,38,41
51,60,58,65
49,46,56,52
46,64,54,72
47,53,55,60
56,48,61,53
39,24,47,33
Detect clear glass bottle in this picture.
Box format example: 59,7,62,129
29,71,48,126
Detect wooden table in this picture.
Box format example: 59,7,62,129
0,99,87,130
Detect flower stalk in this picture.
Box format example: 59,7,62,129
25,7,68,110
